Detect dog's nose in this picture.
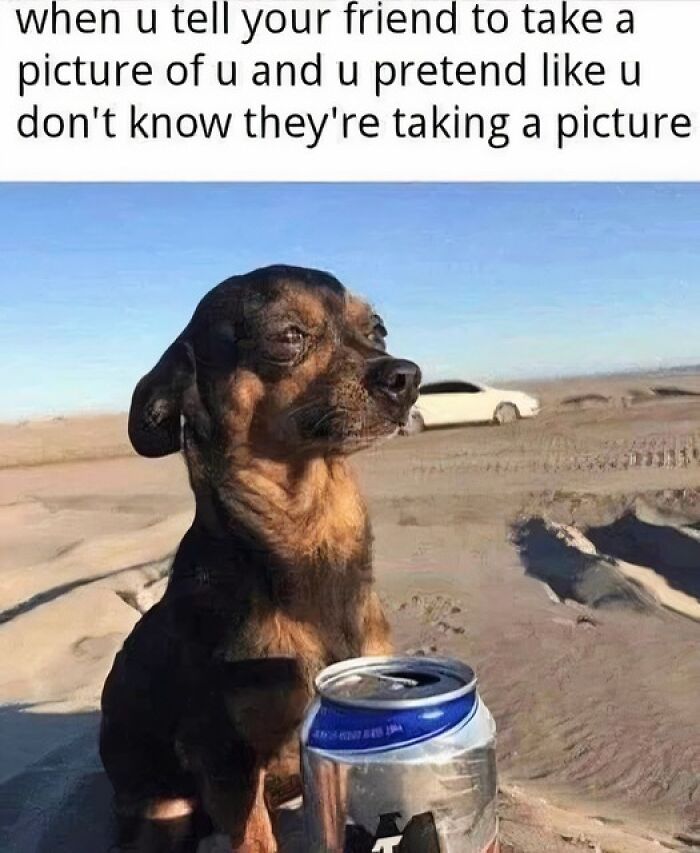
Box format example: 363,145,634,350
369,358,422,407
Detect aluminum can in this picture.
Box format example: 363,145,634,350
301,656,498,853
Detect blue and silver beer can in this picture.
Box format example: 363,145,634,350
301,656,498,853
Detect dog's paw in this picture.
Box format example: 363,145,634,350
230,808,278,853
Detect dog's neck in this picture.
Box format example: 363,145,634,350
187,445,369,570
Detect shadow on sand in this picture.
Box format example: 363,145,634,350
0,705,307,853
586,513,700,602
512,519,656,612
0,705,115,853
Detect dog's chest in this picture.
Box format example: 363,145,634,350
221,567,365,670
249,607,328,662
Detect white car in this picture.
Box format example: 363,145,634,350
404,380,540,433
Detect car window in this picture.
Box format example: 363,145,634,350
420,381,483,395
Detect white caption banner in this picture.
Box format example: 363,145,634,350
0,0,699,180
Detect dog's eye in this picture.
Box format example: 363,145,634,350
275,328,304,345
264,326,306,362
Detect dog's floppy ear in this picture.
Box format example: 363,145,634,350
128,338,195,458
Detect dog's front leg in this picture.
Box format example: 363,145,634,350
198,761,277,853
231,768,277,853
178,708,277,852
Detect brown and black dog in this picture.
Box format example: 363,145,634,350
100,265,421,852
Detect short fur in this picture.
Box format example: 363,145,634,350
100,265,420,851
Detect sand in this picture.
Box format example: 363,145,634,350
1,370,699,852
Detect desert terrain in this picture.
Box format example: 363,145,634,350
1,370,699,852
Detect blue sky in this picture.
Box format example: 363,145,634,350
1,183,699,420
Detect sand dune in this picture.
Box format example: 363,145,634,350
0,509,188,615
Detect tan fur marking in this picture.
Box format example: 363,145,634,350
294,459,366,561
224,370,267,454
250,609,325,665
230,457,366,565
344,294,373,328
359,589,393,656
283,287,327,326
144,798,196,821
266,338,335,415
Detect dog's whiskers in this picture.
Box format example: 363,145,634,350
308,407,352,436
286,399,329,420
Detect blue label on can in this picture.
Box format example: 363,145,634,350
307,692,477,753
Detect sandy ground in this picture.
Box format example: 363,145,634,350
1,370,699,852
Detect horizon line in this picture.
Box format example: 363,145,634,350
4,361,699,426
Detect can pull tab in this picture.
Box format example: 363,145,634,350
371,672,420,690
382,669,442,688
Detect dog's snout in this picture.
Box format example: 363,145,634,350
369,358,422,407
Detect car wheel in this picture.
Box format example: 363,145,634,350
494,403,519,425
401,410,425,435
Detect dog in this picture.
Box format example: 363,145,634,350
100,265,421,852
